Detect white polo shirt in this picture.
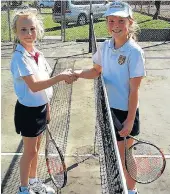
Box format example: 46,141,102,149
93,38,146,111
10,44,53,107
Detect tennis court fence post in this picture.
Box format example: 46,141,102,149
89,0,93,53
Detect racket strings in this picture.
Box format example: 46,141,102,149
126,143,165,183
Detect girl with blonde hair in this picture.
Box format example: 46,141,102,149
11,9,76,194
74,1,145,194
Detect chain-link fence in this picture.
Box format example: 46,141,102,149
129,1,170,20
1,0,63,42
1,0,170,43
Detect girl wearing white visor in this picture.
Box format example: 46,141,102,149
74,1,146,194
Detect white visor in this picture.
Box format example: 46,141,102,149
104,1,133,18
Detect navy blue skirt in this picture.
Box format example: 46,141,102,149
110,108,140,141
14,101,47,137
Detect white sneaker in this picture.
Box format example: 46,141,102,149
128,189,139,194
18,187,36,194
29,179,55,194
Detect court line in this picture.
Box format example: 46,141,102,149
1,153,170,159
1,153,97,157
1,67,10,70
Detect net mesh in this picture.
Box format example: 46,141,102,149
90,12,128,194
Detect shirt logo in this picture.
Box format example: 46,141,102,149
118,55,126,65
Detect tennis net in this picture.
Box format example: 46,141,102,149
90,13,128,194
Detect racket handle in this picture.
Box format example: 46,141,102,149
46,124,54,141
111,111,123,131
46,124,50,144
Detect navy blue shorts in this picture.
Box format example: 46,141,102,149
110,108,140,141
14,101,47,137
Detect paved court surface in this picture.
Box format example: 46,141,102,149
1,41,170,194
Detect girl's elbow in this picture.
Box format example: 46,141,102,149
30,86,39,93
29,82,42,93
130,88,139,95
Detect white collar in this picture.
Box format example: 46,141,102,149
108,38,132,52
15,44,43,57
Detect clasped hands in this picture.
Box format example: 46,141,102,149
60,69,79,84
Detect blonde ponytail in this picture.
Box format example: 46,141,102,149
129,19,141,41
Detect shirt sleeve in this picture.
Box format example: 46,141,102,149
92,42,104,66
128,48,146,78
11,54,33,79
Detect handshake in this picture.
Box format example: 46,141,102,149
59,69,81,84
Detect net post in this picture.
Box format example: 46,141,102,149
89,0,92,53
61,1,66,42
7,1,12,42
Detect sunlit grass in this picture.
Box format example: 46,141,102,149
1,10,170,41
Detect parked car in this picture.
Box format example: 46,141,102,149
10,1,22,7
52,0,110,26
38,0,55,8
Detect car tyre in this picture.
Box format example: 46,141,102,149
77,14,87,26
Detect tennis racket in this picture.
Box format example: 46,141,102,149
45,124,67,188
111,110,166,184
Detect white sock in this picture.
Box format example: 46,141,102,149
29,177,38,185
